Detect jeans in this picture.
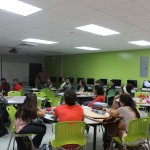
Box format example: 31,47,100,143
16,123,46,149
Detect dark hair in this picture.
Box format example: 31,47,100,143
13,78,19,83
122,83,133,94
15,95,37,121
96,80,103,85
110,80,115,86
1,78,6,82
80,79,86,87
64,89,77,106
119,94,140,118
95,85,104,95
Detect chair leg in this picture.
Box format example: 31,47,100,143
7,133,13,150
147,138,150,150
108,139,114,150
13,138,15,150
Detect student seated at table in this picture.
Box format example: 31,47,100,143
61,78,72,92
45,77,54,89
13,79,22,91
95,79,103,88
15,94,46,150
53,89,84,122
109,94,141,144
0,78,10,96
77,79,88,93
83,85,105,107
59,77,66,90
112,83,133,109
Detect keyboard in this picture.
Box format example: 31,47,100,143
141,88,150,91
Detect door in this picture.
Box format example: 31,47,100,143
29,63,42,87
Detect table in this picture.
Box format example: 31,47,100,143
23,88,41,92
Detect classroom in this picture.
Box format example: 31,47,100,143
0,1,150,150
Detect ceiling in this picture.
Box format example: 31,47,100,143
1,0,150,56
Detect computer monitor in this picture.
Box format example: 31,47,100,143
50,77,57,82
59,77,62,83
127,80,137,88
77,78,84,84
87,78,94,85
99,79,107,86
113,79,121,87
142,80,150,88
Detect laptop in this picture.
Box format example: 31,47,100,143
0,93,7,104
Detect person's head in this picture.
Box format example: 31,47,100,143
95,80,103,86
64,89,77,106
47,77,51,83
1,78,6,83
15,94,37,121
62,77,66,83
66,78,71,84
13,79,19,84
79,79,86,87
94,85,104,96
119,94,140,118
110,80,115,87
122,83,133,95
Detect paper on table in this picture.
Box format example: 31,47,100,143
44,114,54,121
83,108,109,119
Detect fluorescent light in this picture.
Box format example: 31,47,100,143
128,40,150,46
76,24,120,36
22,38,58,44
0,0,42,16
75,46,101,51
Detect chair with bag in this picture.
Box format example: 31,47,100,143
109,118,150,150
51,121,86,149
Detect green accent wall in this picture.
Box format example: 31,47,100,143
44,49,150,88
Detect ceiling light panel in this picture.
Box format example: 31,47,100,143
128,40,150,46
76,24,120,36
22,38,58,44
0,0,42,16
75,46,101,51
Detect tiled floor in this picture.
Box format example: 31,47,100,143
0,110,148,150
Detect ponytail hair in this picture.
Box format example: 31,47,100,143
119,94,140,118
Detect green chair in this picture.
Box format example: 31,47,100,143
19,89,24,96
41,88,55,102
51,96,62,107
8,91,21,96
33,91,46,99
6,106,34,150
109,118,150,150
51,121,86,149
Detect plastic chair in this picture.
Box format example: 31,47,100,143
19,89,24,96
6,106,34,150
8,91,21,96
109,118,150,150
51,121,86,149
51,96,62,107
41,88,55,102
33,91,46,99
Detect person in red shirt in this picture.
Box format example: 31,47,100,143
83,85,105,107
0,78,10,96
53,89,84,122
13,79,22,91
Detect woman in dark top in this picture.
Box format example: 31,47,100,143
77,79,88,92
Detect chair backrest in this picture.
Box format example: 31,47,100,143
8,91,21,96
53,121,86,147
6,106,16,132
33,91,46,99
41,88,55,100
51,96,62,107
19,89,24,96
134,92,148,98
37,99,43,108
124,118,150,143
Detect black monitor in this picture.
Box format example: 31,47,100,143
77,78,84,84
127,80,137,88
142,80,150,88
87,78,94,85
99,79,107,86
113,79,121,87
50,77,57,82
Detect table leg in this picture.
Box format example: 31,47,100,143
93,125,97,150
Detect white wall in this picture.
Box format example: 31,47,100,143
0,55,44,83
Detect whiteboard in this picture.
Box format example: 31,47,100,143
2,62,29,83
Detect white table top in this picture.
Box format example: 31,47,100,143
6,96,26,104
